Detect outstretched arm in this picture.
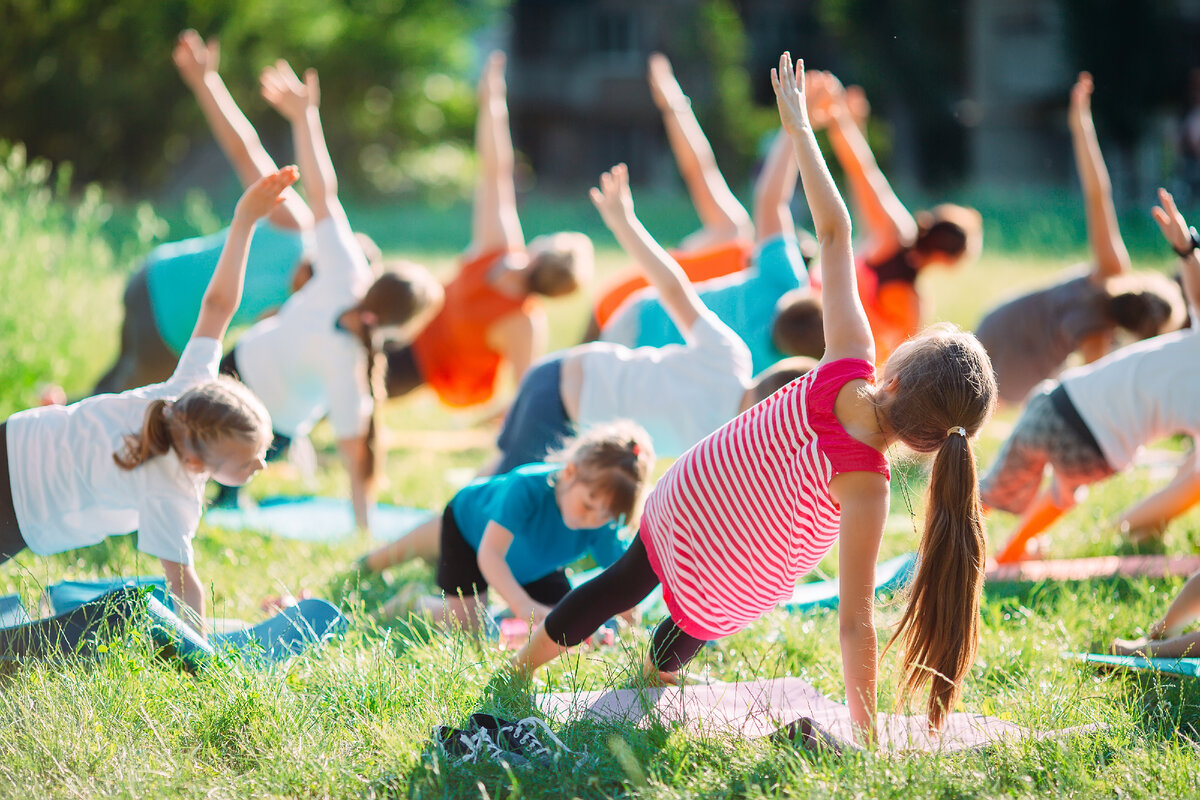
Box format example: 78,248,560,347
161,559,207,638
192,167,299,342
260,61,343,227
173,30,311,231
649,52,752,248
810,71,916,261
774,54,871,363
591,164,706,335
477,522,554,625
471,52,525,254
752,128,799,242
1069,72,1130,280
1112,571,1200,657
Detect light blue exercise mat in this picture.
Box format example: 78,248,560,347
1071,652,1200,678
204,496,434,543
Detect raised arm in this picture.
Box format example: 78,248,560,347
752,128,799,242
590,164,705,335
1069,72,1131,280
774,54,871,363
192,167,299,342
173,30,312,231
1152,187,1200,312
810,71,916,261
648,52,752,248
471,52,525,254
260,62,343,227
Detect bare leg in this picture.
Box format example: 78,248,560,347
649,53,751,250
419,592,489,634
994,490,1073,564
1110,631,1200,659
511,623,571,677
361,515,441,572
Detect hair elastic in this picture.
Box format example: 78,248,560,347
946,426,967,439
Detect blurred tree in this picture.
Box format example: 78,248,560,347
0,0,494,197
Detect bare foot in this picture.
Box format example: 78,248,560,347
1109,636,1150,657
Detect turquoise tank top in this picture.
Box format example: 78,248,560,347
145,222,306,354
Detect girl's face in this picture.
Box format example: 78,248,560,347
556,465,614,530
199,435,269,486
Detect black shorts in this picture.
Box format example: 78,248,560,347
495,354,574,474
0,423,29,564
434,504,571,605
384,342,425,399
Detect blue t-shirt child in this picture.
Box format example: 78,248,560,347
146,222,307,355
448,463,627,584
602,234,807,374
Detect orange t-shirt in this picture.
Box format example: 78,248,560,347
411,249,534,408
592,239,752,327
854,253,920,366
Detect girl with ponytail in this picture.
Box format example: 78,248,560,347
217,61,442,530
512,54,997,743
0,169,294,634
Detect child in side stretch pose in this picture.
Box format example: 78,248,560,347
512,54,998,740
219,62,442,530
1111,569,1200,659
384,52,593,408
974,73,1185,405
367,423,653,631
0,169,296,633
804,70,982,365
985,188,1200,563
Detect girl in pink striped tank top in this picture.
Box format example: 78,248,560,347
514,54,997,743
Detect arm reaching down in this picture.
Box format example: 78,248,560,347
161,558,207,638
477,521,552,624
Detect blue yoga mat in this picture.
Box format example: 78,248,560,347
566,551,918,619
47,576,168,615
204,496,433,543
1072,652,1200,678
0,594,31,628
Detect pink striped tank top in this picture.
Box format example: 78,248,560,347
640,358,890,639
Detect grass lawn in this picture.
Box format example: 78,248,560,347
3,143,1200,798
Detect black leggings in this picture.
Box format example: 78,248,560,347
543,533,705,672
0,423,29,565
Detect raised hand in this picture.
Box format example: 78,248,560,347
1152,188,1196,255
233,166,300,224
260,60,319,122
1069,71,1094,125
772,52,810,137
479,50,507,103
845,84,871,129
589,163,636,231
648,52,688,111
173,29,219,89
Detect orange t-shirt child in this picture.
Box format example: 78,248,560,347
592,239,752,327
411,249,535,408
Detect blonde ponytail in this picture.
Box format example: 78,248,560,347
113,399,174,470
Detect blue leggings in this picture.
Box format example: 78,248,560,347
543,532,705,672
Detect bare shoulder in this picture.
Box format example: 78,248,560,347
828,469,889,508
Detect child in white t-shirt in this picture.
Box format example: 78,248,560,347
0,169,297,633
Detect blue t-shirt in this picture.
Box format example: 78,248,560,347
615,235,807,374
145,222,307,355
447,463,627,584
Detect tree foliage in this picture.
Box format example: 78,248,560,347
0,0,493,196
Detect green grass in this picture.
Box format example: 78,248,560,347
4,144,1200,798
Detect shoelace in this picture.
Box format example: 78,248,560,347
505,717,575,760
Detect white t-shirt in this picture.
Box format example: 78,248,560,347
233,214,374,439
577,311,752,457
1063,328,1200,471
5,337,221,564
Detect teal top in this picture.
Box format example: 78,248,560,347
448,463,627,584
145,222,307,354
621,235,807,374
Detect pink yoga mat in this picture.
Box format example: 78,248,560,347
539,678,1103,754
986,555,1200,584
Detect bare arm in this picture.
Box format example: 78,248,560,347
752,128,799,243
590,164,705,334
477,522,552,624
173,30,311,231
161,558,207,638
487,306,547,388
261,62,344,227
812,72,916,261
337,436,374,532
648,52,751,246
774,54,872,363
192,168,299,342
471,52,524,254
1069,72,1130,280
830,470,890,744
1152,188,1200,313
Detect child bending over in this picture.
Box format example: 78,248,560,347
511,54,998,742
0,169,297,633
985,188,1200,563
363,423,653,631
